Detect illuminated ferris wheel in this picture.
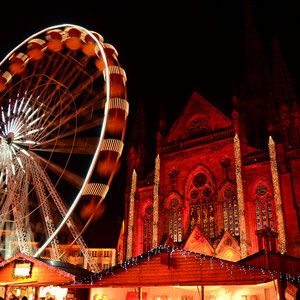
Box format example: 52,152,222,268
0,24,128,272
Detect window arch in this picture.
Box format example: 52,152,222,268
143,204,153,252
186,167,215,240
253,182,275,231
221,185,239,238
164,192,183,243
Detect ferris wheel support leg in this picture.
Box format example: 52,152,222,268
31,162,62,259
0,196,13,259
10,186,31,256
18,167,36,255
3,167,30,256
35,162,100,272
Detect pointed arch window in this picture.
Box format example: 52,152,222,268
168,198,182,242
188,171,215,240
143,205,153,252
222,187,239,237
254,183,275,231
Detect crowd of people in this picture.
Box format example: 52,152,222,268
0,289,28,300
1,288,56,300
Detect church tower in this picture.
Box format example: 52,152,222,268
239,0,272,149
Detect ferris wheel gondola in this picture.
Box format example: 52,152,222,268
0,24,128,272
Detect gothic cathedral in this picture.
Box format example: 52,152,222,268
120,2,300,263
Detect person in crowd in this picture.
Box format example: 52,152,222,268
20,290,28,300
45,292,54,300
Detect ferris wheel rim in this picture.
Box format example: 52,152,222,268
0,24,112,258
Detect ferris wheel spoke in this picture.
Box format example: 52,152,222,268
36,58,98,113
12,73,104,146
32,102,104,146
53,53,91,88
36,154,84,189
35,136,98,155
38,109,103,144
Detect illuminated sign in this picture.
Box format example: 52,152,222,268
12,261,33,279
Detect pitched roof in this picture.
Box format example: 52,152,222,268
75,245,282,287
0,253,76,286
165,91,232,144
238,249,300,277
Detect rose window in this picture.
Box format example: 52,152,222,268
186,114,210,136
256,184,267,196
145,205,153,215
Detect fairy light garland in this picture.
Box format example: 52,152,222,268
126,169,136,260
268,136,287,254
233,134,248,258
152,154,160,248
77,244,300,286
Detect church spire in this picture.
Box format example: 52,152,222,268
156,103,166,154
272,38,296,109
129,98,146,176
242,0,271,98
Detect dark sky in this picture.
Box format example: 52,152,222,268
1,0,299,247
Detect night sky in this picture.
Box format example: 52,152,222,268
1,0,299,247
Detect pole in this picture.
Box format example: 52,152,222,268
126,169,137,260
268,136,287,253
233,134,248,258
153,155,160,248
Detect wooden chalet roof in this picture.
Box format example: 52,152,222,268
75,245,281,287
238,249,300,277
0,253,91,286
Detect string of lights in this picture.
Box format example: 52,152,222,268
153,155,160,248
77,244,300,286
233,134,248,259
126,169,137,260
268,136,287,254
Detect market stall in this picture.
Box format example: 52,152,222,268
72,245,287,300
0,253,91,300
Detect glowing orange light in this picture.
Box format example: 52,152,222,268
14,262,31,277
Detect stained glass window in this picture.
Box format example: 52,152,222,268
178,210,182,242
254,183,275,230
233,197,239,236
168,198,182,242
223,201,228,231
222,187,239,237
228,201,233,233
267,194,275,231
169,209,173,238
143,205,153,252
255,196,262,230
188,171,215,240
196,202,201,226
202,200,209,237
173,211,178,242
208,200,215,239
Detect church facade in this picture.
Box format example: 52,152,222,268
120,2,300,264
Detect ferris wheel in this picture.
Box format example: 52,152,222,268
0,24,128,272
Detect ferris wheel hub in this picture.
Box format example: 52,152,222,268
6,132,14,144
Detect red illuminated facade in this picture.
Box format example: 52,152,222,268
121,3,300,263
